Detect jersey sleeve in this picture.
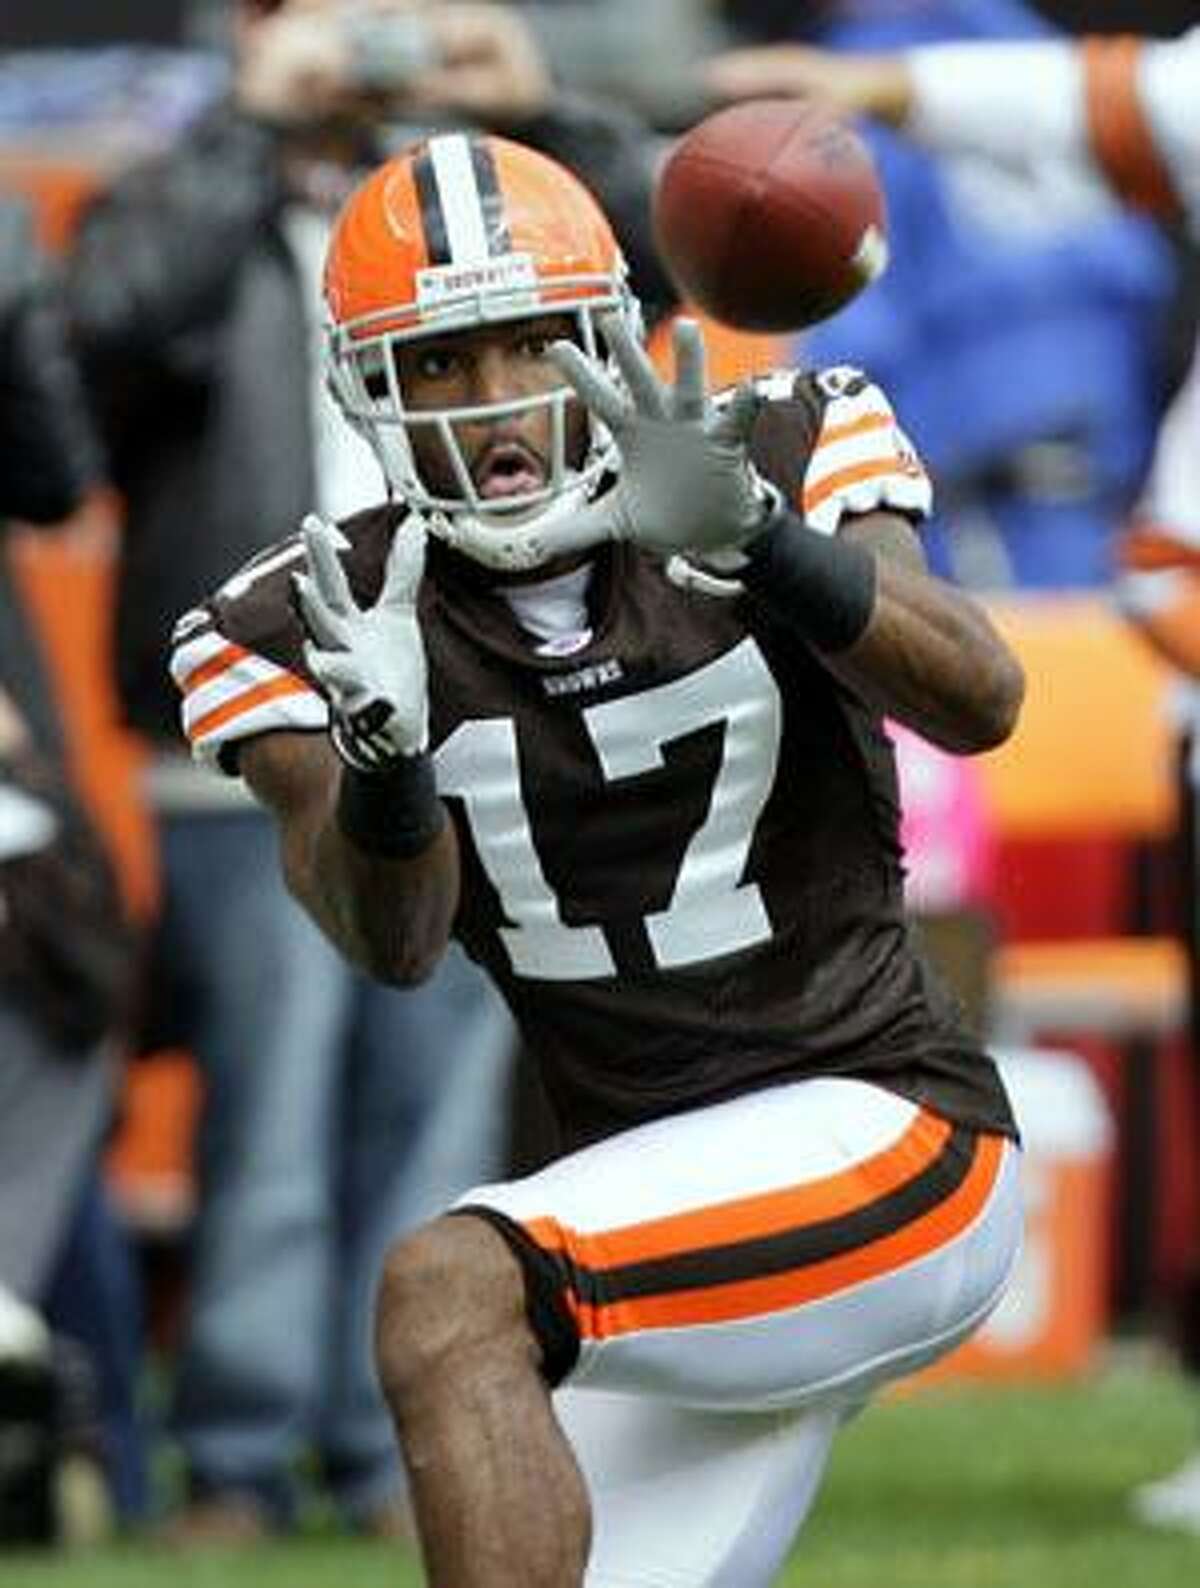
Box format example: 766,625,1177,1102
1139,28,1200,232
169,605,327,773
1081,35,1189,226
167,504,401,773
905,33,1196,234
798,367,932,535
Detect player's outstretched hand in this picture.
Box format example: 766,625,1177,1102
292,513,430,769
544,313,779,559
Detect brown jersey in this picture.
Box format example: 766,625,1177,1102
170,366,1017,1150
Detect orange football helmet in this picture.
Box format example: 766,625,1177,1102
323,131,640,567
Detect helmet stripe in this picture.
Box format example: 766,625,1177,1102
469,138,511,257
431,135,492,261
412,143,452,264
414,134,511,266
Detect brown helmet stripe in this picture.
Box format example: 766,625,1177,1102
412,142,451,264
469,137,511,256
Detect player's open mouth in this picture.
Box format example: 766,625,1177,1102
475,442,546,500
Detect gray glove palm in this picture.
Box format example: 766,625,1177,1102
544,313,778,559
292,512,430,769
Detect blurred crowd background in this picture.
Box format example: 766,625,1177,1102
1,0,1199,1555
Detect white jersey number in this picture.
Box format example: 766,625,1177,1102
435,638,782,980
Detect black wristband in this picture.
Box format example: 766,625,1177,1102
739,505,876,653
337,753,445,860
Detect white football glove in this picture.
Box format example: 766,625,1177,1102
541,313,780,560
292,512,430,769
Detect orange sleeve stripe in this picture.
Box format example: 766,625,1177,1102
181,641,251,695
816,410,894,448
566,1133,1005,1340
523,1109,953,1272
1083,36,1184,222
803,455,923,515
1119,522,1200,574
190,674,313,740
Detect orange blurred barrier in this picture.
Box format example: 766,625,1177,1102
973,594,1190,1328
979,593,1175,841
8,499,158,920
0,149,106,251
647,308,788,387
978,594,1185,1045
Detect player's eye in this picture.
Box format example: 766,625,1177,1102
414,345,457,380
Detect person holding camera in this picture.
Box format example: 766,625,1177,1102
0,190,141,1537
0,189,119,1309
65,0,671,1544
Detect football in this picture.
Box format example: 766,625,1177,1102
652,99,889,333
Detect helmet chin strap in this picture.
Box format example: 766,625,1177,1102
371,393,617,571
428,474,605,572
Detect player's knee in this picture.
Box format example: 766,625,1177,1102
374,1213,531,1409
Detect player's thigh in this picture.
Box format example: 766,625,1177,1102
556,1387,842,1588
459,1076,1023,1409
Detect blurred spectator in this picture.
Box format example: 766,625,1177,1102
0,190,141,1535
707,11,1200,1535
704,0,1181,592
379,2,676,314
64,0,672,1543
508,0,736,128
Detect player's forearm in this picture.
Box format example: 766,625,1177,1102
245,733,460,984
740,509,1022,752
826,559,1025,754
299,800,460,985
902,40,1087,164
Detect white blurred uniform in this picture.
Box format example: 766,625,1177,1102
901,30,1200,749
897,23,1200,1538
904,28,1199,224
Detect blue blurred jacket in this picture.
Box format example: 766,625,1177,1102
792,0,1178,588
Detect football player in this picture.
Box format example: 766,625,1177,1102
170,133,1026,1586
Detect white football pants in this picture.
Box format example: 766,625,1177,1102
462,1076,1023,1586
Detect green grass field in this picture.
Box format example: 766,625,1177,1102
3,1361,1198,1586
